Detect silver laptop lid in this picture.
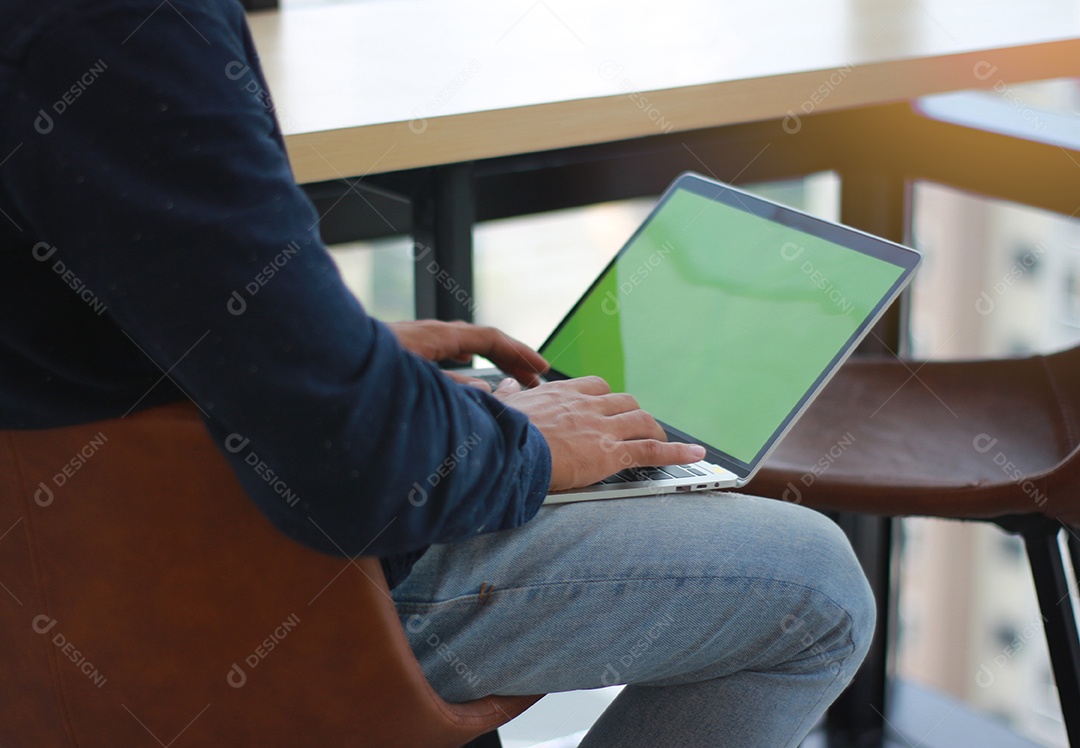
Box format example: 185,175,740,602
538,172,921,482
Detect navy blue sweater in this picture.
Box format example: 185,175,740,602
0,0,551,587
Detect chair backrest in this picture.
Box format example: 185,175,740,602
0,400,537,747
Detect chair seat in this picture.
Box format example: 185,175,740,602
746,348,1080,524
0,401,539,747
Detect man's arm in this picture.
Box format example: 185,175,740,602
1,0,551,558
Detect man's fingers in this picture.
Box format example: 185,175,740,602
594,392,641,417
556,375,610,396
602,408,668,442
454,325,549,384
620,439,706,468
392,321,549,386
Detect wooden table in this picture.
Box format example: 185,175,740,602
249,0,1080,183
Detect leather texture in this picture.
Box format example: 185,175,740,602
0,401,539,747
747,346,1080,525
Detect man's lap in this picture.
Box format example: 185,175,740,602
391,492,871,703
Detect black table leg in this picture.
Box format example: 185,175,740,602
412,163,477,324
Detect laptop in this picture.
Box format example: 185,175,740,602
462,172,921,504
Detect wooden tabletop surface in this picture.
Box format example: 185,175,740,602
248,0,1080,182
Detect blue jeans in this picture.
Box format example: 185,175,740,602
391,492,876,746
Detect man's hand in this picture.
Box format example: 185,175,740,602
493,376,706,492
388,320,548,388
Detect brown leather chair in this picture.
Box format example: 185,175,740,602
0,400,540,747
747,344,1080,745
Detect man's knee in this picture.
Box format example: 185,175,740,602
778,502,876,669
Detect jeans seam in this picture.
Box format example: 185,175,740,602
395,573,857,612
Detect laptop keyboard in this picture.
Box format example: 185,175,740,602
599,464,708,484
472,371,511,387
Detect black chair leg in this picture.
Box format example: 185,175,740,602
462,730,502,748
1024,522,1080,746
1066,524,1080,597
823,513,894,748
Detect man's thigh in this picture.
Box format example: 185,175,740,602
391,492,867,702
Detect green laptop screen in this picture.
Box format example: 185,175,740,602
538,184,909,468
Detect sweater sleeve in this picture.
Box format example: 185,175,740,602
0,0,551,562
